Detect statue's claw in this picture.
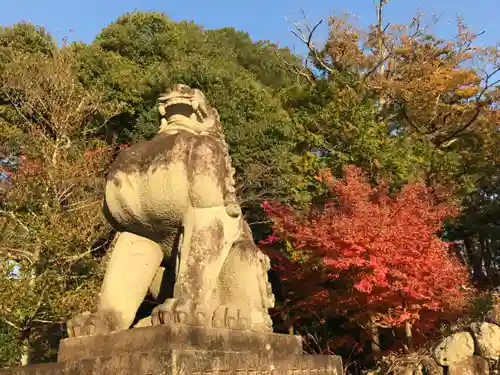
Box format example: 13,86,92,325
212,305,251,330
151,298,176,325
151,298,211,326
66,310,122,338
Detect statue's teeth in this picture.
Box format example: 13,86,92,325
192,101,199,110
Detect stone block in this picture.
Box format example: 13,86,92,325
432,331,475,366
0,350,173,375
58,324,303,361
448,356,489,375
0,324,343,375
0,349,343,375
419,356,442,375
470,322,500,359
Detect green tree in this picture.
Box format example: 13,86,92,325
0,23,55,56
0,15,310,364
285,3,500,289
76,12,311,225
0,43,116,366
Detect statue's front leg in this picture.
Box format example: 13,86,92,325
151,205,243,327
67,232,163,337
151,139,246,329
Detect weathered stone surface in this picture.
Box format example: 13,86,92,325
391,367,421,375
432,331,475,366
419,356,442,375
68,84,275,338
0,350,173,375
1,349,343,375
59,324,303,361
448,356,489,375
471,322,500,359
175,350,342,374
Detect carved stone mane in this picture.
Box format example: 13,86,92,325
157,84,239,216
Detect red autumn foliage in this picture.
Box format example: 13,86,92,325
261,165,471,329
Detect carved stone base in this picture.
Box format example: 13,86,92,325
0,325,342,375
58,324,303,361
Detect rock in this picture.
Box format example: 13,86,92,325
471,322,500,359
393,366,422,375
419,356,442,375
432,331,475,366
448,356,489,375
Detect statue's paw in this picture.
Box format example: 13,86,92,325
152,298,177,325
251,314,274,333
212,305,251,330
66,311,92,338
193,305,211,326
66,310,120,338
250,323,273,333
151,298,211,326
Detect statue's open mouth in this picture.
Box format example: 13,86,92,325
163,97,204,123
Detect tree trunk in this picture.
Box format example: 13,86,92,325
19,340,31,366
404,321,414,351
465,235,487,287
481,236,495,287
369,315,380,357
19,248,41,366
375,0,388,111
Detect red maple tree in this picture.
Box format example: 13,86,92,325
261,165,471,332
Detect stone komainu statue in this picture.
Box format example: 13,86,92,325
67,84,275,337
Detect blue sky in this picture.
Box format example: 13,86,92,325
0,0,498,55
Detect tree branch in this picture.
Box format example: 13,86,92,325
0,210,29,232
290,19,335,76
275,47,316,85
1,317,21,330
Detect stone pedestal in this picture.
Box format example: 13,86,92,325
0,325,343,374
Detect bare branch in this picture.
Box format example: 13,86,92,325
0,210,29,232
275,45,316,85
1,317,21,330
31,319,57,325
0,247,35,263
290,19,335,76
54,239,110,264
435,66,500,146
